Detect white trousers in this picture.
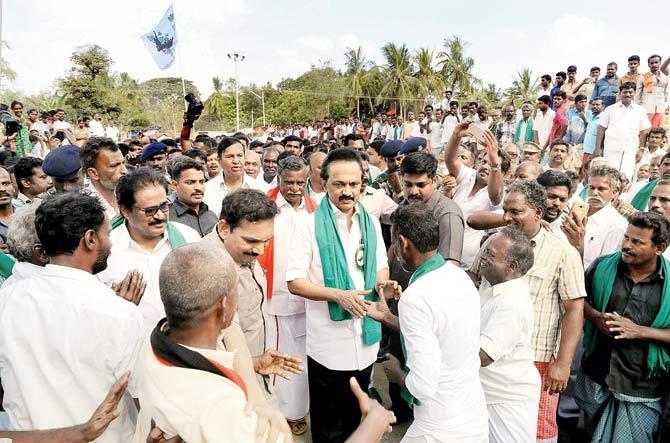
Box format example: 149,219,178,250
266,312,309,420
487,401,538,443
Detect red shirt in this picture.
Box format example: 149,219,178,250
549,105,568,142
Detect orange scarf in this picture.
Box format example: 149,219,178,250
643,72,654,94
257,187,317,298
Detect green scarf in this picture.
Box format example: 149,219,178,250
579,185,589,202
584,251,670,377
111,216,187,250
400,252,446,407
314,197,380,346
513,119,534,143
0,252,16,279
631,180,658,212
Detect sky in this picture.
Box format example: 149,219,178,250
3,0,669,102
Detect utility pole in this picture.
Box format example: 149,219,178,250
226,52,245,132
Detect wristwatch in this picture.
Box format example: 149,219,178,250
490,163,501,172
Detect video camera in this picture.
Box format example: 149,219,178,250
184,93,203,123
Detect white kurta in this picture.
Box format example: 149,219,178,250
599,101,651,180
0,265,144,442
285,200,388,371
583,204,627,269
400,261,488,442
479,277,540,443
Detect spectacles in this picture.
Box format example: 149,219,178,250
138,201,169,217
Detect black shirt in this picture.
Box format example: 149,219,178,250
582,256,668,398
168,199,218,237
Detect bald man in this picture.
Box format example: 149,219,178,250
134,243,300,443
512,161,543,183
245,150,262,181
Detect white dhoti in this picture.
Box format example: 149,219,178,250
266,312,309,420
487,400,539,443
603,147,637,182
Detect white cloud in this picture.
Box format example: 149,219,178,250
296,35,335,51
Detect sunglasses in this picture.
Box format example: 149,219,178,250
138,201,169,218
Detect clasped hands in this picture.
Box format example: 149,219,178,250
335,280,402,319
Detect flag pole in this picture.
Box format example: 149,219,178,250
178,44,187,112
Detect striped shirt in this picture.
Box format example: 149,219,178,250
470,228,586,362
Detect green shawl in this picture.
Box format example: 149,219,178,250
314,197,381,345
584,251,670,377
579,185,589,202
513,119,534,144
0,252,16,279
631,180,658,212
400,252,446,407
111,216,187,250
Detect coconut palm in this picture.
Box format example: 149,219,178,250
437,35,479,95
377,43,419,116
413,47,444,109
204,76,228,118
344,47,373,117
505,68,540,107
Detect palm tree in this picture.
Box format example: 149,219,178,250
0,41,17,84
377,43,419,116
437,35,479,95
505,68,540,107
413,48,444,109
204,76,228,123
344,47,372,117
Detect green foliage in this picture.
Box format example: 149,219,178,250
505,68,540,108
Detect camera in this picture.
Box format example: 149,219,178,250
184,93,203,123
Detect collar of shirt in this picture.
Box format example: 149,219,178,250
172,198,210,217
588,203,615,226
116,221,170,254
42,263,104,286
16,192,32,205
275,190,306,210
529,227,549,248
328,197,359,218
485,276,528,298
618,255,665,283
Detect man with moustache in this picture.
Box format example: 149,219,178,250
0,168,17,242
576,212,670,442
562,166,628,269
372,140,405,203
80,137,127,221
141,142,169,175
537,170,572,240
206,148,221,179
98,168,201,331
544,140,570,172
168,158,217,237
258,156,316,434
258,148,280,191
287,149,389,442
469,181,586,443
648,181,670,263
0,193,144,442
636,54,670,128
12,157,52,207
245,150,262,181
630,152,670,211
42,145,86,194
203,137,261,217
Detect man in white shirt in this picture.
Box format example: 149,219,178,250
51,109,72,132
133,243,291,443
256,148,280,192
377,204,488,442
2,202,48,288
80,137,127,221
97,168,200,330
287,149,389,442
562,165,628,269
105,120,120,142
444,121,507,268
244,150,262,180
533,95,556,149
635,54,670,128
478,227,541,442
203,137,261,216
306,151,326,203
594,82,651,180
428,108,444,156
538,74,553,99
258,156,316,430
88,112,105,137
0,193,144,442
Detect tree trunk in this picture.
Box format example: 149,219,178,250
357,97,360,118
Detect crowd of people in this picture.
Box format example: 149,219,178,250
0,53,668,443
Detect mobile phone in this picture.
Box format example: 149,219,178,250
569,201,589,222
5,121,20,137
467,124,486,144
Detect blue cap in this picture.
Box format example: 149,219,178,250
42,145,81,178
141,142,168,160
400,137,427,154
380,140,403,157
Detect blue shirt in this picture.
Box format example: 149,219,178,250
591,77,619,108
550,86,562,109
582,114,601,155
565,109,593,145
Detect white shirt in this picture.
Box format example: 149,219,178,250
51,120,72,132
133,334,286,443
29,121,50,136
0,262,44,288
88,119,105,137
203,174,261,219
106,125,120,142
537,86,552,100
97,222,200,331
451,165,500,268
583,203,628,269
533,108,555,148
599,101,651,179
429,121,443,150
267,193,310,317
285,201,388,371
479,277,541,404
440,115,459,144
359,186,398,224
368,164,381,181
400,261,488,440
0,265,143,442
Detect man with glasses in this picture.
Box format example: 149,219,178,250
98,168,200,331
